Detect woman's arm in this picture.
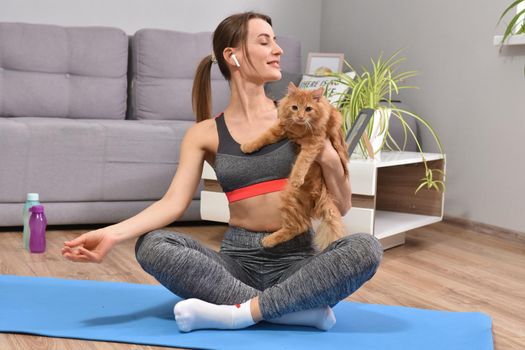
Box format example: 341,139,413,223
105,199,184,243
315,139,352,216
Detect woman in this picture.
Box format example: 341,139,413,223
62,12,383,332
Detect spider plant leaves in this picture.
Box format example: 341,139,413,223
330,49,446,193
497,0,525,51
415,168,447,194
500,7,525,48
497,0,524,26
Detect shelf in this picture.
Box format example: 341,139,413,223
493,34,525,46
350,151,444,168
374,210,442,239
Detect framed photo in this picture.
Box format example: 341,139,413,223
306,53,344,75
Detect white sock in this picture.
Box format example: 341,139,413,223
266,306,336,331
174,298,256,332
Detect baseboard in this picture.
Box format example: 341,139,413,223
443,215,525,243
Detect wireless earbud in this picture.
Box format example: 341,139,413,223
231,54,241,67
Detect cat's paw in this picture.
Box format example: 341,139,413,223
240,143,259,154
261,235,280,248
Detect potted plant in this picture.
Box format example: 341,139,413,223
328,49,446,194
497,0,525,47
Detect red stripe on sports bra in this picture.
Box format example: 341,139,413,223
213,112,223,119
225,178,288,203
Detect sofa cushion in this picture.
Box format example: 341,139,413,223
0,117,198,202
0,22,128,120
129,29,301,121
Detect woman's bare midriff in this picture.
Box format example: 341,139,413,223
204,155,285,232
227,191,284,232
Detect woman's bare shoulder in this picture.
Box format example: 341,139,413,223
187,118,218,156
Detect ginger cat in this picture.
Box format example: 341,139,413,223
240,82,350,252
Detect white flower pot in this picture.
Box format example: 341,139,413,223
351,108,391,161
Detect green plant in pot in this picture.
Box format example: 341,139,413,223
497,0,525,74
497,0,525,46
328,49,446,194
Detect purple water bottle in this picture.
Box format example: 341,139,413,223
29,205,47,253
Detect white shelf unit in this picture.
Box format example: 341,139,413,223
200,151,446,250
374,210,443,239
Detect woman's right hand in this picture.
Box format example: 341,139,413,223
61,228,118,263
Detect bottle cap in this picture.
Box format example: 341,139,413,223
27,193,39,201
29,205,44,213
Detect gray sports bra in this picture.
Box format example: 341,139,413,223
212,112,298,203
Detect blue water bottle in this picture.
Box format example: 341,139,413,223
23,193,40,250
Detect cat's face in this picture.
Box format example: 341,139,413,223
278,84,328,132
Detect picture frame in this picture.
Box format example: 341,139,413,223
306,52,344,75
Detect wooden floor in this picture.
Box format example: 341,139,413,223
0,220,523,349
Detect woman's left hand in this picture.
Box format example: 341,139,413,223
315,138,338,165
313,137,352,215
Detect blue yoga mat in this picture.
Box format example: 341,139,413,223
0,275,493,350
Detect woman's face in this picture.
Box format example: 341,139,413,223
235,18,283,83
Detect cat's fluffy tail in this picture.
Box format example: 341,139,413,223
314,220,343,252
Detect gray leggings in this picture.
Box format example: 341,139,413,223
135,225,383,320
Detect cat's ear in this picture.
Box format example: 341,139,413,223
312,87,324,101
287,82,299,92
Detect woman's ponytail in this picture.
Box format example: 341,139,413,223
192,54,213,122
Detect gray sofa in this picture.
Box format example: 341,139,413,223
0,22,302,227
0,22,418,228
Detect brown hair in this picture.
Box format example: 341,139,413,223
191,11,272,123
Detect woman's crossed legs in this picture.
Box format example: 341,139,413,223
134,226,383,332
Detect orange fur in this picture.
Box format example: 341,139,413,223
240,83,349,251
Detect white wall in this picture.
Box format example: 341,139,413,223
0,0,322,72
321,0,525,233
